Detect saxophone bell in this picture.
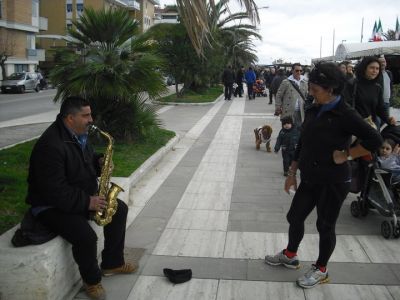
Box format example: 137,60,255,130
90,125,124,226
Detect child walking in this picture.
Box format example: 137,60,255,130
274,116,300,176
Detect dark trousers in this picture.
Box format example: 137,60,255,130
269,91,273,104
282,149,295,173
247,83,254,99
224,83,233,100
286,182,350,267
37,199,128,285
234,82,243,97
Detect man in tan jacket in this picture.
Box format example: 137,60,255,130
275,63,308,128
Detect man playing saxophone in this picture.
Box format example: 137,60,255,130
26,96,136,300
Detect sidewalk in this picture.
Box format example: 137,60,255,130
69,95,400,300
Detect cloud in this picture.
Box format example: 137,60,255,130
158,0,399,64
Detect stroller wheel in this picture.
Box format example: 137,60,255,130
381,220,393,239
350,201,361,217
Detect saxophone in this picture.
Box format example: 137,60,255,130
89,125,124,226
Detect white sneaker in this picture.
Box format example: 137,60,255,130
296,264,329,288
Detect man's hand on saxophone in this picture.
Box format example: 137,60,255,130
89,195,107,212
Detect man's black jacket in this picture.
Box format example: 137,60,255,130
294,99,382,183
26,115,102,213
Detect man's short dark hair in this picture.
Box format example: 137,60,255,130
291,63,301,70
60,96,90,118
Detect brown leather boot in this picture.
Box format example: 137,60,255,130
102,262,138,276
84,283,106,300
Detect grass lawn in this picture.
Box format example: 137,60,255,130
0,127,175,235
157,86,222,103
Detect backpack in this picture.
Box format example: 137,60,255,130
11,209,57,247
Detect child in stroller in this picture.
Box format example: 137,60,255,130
253,79,267,97
350,129,400,239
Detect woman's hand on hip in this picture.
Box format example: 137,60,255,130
333,150,347,164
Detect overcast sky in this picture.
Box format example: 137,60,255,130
158,0,399,65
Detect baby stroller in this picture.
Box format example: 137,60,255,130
350,125,400,239
253,79,267,97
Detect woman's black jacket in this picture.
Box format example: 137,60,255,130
294,98,382,183
26,115,102,213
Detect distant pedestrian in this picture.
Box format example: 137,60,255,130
264,68,276,104
222,65,235,100
270,69,286,105
274,116,300,176
234,66,245,97
244,67,256,100
275,63,308,128
378,55,393,116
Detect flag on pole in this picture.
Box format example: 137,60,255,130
370,20,377,41
375,18,383,41
395,16,400,40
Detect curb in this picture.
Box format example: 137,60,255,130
128,134,181,189
152,93,223,106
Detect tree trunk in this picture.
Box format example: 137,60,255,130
0,59,6,81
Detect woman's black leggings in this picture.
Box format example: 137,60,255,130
286,181,350,267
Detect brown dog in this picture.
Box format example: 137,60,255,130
254,125,273,152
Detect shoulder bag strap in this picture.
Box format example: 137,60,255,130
288,80,306,101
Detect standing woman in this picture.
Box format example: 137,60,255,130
265,62,383,288
344,56,396,128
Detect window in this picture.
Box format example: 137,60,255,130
26,34,35,49
66,4,72,13
32,0,39,17
77,4,84,13
15,64,29,73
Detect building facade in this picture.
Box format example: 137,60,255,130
37,0,145,71
154,5,179,25
0,0,47,80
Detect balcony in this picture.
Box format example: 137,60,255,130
127,0,140,10
39,17,48,31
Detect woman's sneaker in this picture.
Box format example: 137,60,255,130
296,265,329,288
264,250,300,269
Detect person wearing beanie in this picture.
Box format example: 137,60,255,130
274,116,300,176
265,62,383,289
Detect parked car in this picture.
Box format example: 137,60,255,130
166,75,176,86
1,72,40,93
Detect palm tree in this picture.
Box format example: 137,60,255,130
50,8,166,142
383,29,397,41
177,0,260,55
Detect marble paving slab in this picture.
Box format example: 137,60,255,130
223,232,370,263
152,229,226,258
216,280,305,300
166,209,229,231
304,283,394,300
127,276,218,300
357,235,400,263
